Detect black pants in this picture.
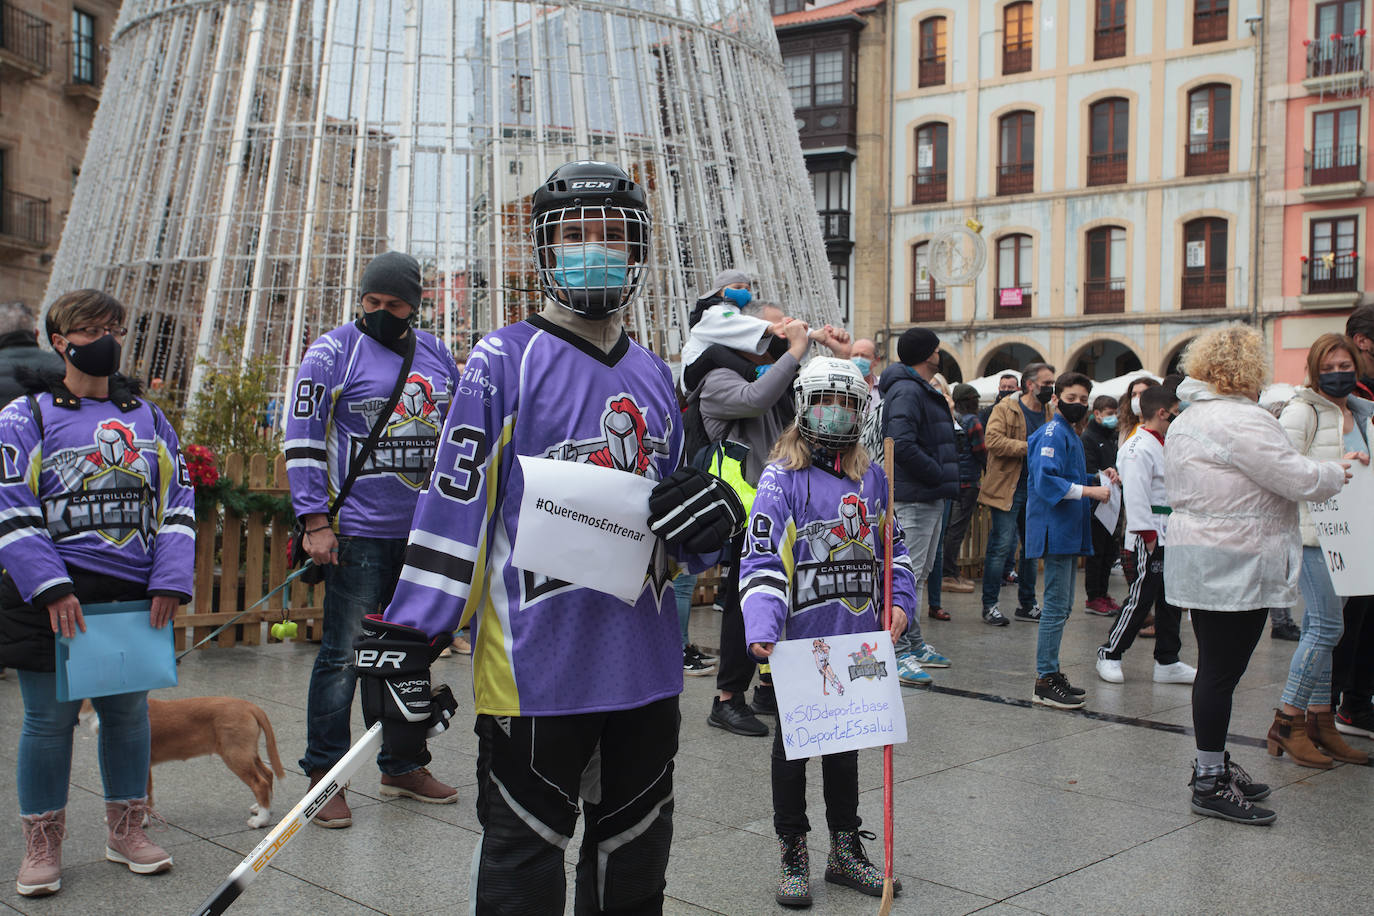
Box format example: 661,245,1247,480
472,697,679,915
1334,594,1374,709
1084,517,1117,601
942,485,980,579
771,728,860,836
716,535,767,694
1191,609,1267,753
1099,542,1182,664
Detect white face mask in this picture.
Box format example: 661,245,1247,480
1131,396,1141,417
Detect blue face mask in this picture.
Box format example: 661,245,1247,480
851,357,872,378
551,243,629,290
722,286,752,308
805,404,859,439
755,363,770,379
1100,415,1118,429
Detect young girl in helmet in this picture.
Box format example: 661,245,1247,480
740,356,914,907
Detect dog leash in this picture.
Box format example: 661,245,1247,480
177,563,314,662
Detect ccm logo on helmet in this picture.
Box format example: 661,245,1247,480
569,179,615,190
356,649,407,668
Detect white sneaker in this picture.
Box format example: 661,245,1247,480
1096,658,1124,684
1153,661,1197,684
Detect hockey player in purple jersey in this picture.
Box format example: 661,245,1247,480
0,289,195,894
286,250,463,826
352,161,745,914
740,358,913,907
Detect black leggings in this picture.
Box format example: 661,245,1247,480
771,728,860,836
1334,595,1374,709
1191,608,1268,753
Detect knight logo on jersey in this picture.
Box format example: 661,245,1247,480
792,494,878,615
347,372,449,488
42,420,156,547
542,394,669,479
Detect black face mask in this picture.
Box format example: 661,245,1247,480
1318,370,1357,399
1036,385,1054,404
766,334,790,360
359,308,412,347
995,389,1016,402
1058,401,1088,424
62,334,121,377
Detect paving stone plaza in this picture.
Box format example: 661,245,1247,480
0,570,1365,915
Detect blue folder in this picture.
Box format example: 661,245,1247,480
55,600,177,702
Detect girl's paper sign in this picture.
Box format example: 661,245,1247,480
768,631,907,760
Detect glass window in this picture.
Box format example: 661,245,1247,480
1188,85,1231,144
1005,2,1034,50
784,54,811,110
1314,107,1360,157
1086,227,1126,281
998,235,1031,288
1000,112,1034,165
813,50,845,105
1316,0,1362,36
920,17,947,61
916,123,948,174
1090,98,1128,154
72,9,96,85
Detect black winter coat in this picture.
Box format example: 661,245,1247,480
1080,419,1118,476
0,331,65,408
878,363,959,502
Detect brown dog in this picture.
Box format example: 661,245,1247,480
82,696,285,828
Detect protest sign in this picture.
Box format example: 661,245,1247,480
512,456,656,604
1308,425,1374,597
769,631,907,761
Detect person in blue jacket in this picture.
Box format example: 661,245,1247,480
1026,372,1117,710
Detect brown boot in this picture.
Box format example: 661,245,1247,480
308,770,352,828
17,810,65,896
1307,709,1370,765
1266,709,1334,768
105,799,173,874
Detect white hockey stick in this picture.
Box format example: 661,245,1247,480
191,685,457,915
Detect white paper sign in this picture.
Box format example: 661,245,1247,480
1308,424,1374,597
512,456,657,604
1094,481,1121,532
1186,240,1206,268
918,142,934,169
1191,105,1209,136
769,631,907,761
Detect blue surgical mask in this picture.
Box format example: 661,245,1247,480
805,404,859,438
551,243,629,290
722,286,752,307
1100,415,1118,430
851,357,872,378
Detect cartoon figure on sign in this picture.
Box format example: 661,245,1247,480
813,638,845,696
846,641,889,681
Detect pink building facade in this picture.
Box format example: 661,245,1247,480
1264,0,1373,383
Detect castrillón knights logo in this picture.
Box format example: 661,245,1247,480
44,419,155,547
347,372,448,488
846,641,889,682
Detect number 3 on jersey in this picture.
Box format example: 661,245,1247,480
435,425,487,503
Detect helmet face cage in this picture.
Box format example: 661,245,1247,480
794,359,870,450
531,205,651,318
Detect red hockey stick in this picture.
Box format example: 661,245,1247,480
880,437,896,915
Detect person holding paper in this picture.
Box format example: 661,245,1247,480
0,289,194,895
1080,394,1121,616
740,358,913,908
1270,333,1373,768
1334,306,1374,740
354,161,744,915
1095,386,1195,685
1165,326,1350,826
1024,372,1118,711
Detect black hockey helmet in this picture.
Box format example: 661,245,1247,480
530,161,652,319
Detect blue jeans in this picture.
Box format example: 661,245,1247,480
893,500,943,655
300,536,415,776
673,573,697,647
926,500,952,609
981,481,1037,610
17,671,149,814
1035,555,1077,677
1281,546,1346,708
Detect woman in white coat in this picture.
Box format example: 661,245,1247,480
1270,333,1373,768
1165,326,1350,827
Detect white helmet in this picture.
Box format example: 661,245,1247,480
793,357,869,449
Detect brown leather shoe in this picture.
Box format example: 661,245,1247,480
308,770,352,828
941,577,974,594
1266,709,1334,769
1307,709,1370,765
380,767,458,804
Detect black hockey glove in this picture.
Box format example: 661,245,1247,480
354,616,454,765
648,466,746,555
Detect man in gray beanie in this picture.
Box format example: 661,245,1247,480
876,327,958,685
286,250,464,827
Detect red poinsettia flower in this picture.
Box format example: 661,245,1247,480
184,444,220,488
1300,255,1309,263
1357,29,1367,37
1331,32,1342,41
1303,39,1312,46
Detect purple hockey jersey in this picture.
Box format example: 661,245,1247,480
740,461,918,646
286,323,460,538
0,394,196,605
382,315,706,716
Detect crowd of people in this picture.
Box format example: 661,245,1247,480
0,159,1370,910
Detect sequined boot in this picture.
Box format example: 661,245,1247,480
824,829,900,898
775,833,811,907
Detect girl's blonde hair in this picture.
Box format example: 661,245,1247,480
1179,324,1269,397
769,422,871,480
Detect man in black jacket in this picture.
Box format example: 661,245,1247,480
1080,394,1120,616
878,327,957,686
0,302,64,407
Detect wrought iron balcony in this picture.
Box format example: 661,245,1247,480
1193,8,1227,44
1003,42,1031,75
1306,34,1365,79
910,289,945,322
0,1,51,77
911,171,947,204
818,209,850,242
997,162,1034,196
0,189,50,252
1305,145,1361,186
1094,25,1126,60
1181,272,1227,309
994,285,1032,318
1185,139,1229,177
64,39,102,100
918,55,945,88
1304,254,1359,295
1083,278,1125,314
1087,151,1127,187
